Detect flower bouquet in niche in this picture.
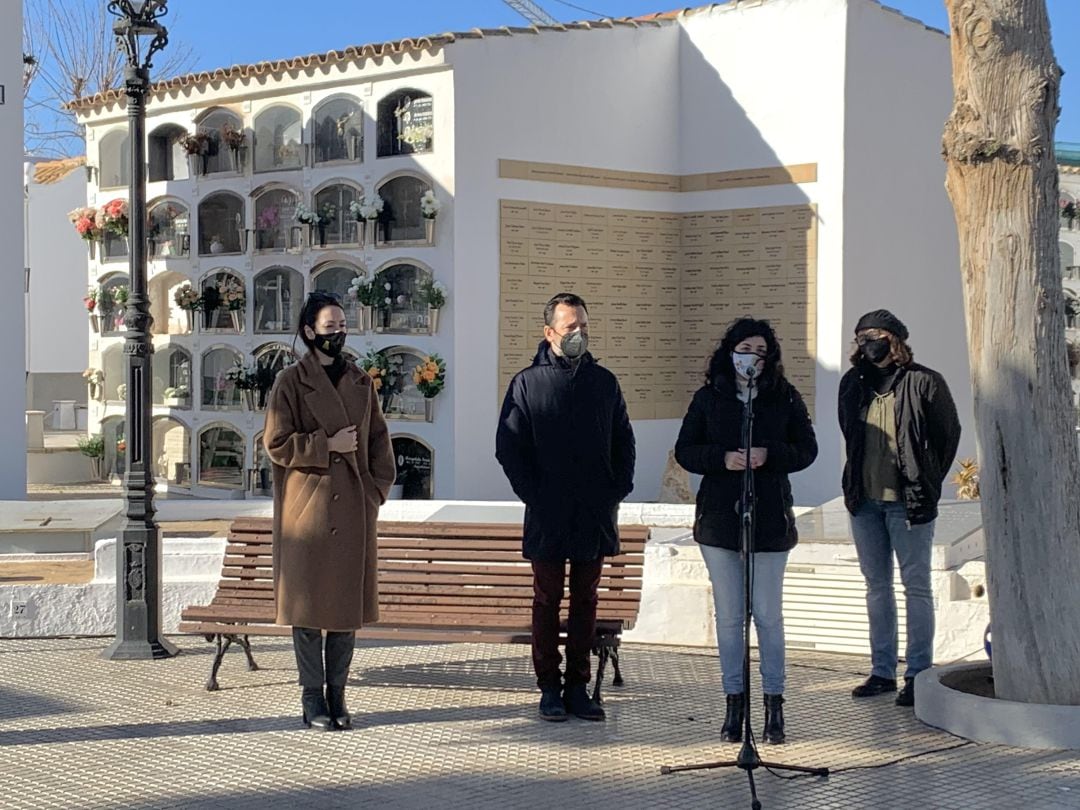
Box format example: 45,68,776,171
111,285,129,331
226,364,260,411
83,286,102,333
98,199,130,254
217,277,246,332
412,354,446,422
176,130,210,175
173,283,201,333
420,189,441,242
83,368,104,402
347,275,380,333
295,202,336,247
222,123,246,172
349,194,384,244
69,207,102,257
417,278,447,334
163,385,190,408
359,347,391,402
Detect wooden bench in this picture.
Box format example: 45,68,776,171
179,518,649,701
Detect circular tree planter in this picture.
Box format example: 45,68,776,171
916,663,1080,750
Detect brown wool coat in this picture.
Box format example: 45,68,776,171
263,350,396,631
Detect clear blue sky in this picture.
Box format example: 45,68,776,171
165,0,1079,141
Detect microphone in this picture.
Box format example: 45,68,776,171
745,365,757,384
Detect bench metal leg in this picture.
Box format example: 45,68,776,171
592,643,611,704
611,644,624,687
237,634,259,672
206,634,232,692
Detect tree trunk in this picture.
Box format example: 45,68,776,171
943,0,1080,705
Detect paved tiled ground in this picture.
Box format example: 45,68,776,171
0,637,1076,809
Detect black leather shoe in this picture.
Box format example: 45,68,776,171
895,677,916,707
763,694,786,744
539,689,568,722
563,684,605,721
852,675,897,698
327,685,352,730
720,693,744,742
301,687,332,730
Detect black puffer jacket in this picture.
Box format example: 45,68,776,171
675,375,818,553
496,341,636,562
838,361,961,525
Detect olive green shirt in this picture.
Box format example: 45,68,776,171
862,391,901,502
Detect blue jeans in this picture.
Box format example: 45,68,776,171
700,545,789,695
850,500,935,680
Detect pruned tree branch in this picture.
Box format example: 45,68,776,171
22,0,196,157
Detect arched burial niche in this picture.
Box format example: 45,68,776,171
254,104,303,172
254,266,303,335
377,89,433,157
198,191,245,256
312,181,362,247
313,97,363,164
147,199,190,259
390,434,434,500
201,346,243,410
372,261,432,333
147,123,188,182
374,345,429,421
198,423,246,490
148,270,193,336
152,344,192,408
153,416,191,486
99,129,130,189
198,107,244,175
375,174,432,244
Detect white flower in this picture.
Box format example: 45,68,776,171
420,190,441,218
384,282,392,291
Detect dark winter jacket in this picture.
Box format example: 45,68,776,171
675,375,818,553
496,341,637,562
838,361,961,524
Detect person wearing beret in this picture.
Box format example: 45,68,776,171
838,310,961,707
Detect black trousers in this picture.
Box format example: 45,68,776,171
292,627,355,688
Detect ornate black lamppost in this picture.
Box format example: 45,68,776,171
103,0,177,660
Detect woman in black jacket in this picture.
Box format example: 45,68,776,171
675,318,817,745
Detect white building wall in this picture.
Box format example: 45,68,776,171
0,7,27,499
677,0,850,506
842,0,975,475
450,23,681,501
26,167,89,382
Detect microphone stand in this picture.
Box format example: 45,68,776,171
661,367,828,809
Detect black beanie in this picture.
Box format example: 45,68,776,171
855,309,908,341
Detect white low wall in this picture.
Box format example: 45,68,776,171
0,499,991,665
27,448,97,485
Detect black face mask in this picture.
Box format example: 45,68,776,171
314,331,347,358
861,338,891,364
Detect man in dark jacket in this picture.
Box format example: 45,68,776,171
838,309,961,708
496,293,636,722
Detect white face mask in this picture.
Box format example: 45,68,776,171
732,351,763,380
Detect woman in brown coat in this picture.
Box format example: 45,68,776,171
263,292,396,731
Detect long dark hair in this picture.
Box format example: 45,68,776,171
706,318,785,389
293,291,344,355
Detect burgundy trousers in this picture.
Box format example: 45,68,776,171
530,558,604,691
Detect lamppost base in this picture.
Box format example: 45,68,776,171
102,636,179,661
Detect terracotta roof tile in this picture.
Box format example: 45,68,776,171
32,157,86,185
67,15,671,114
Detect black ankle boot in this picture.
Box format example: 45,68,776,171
327,685,352,730
763,693,786,744
301,686,332,731
720,693,744,742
